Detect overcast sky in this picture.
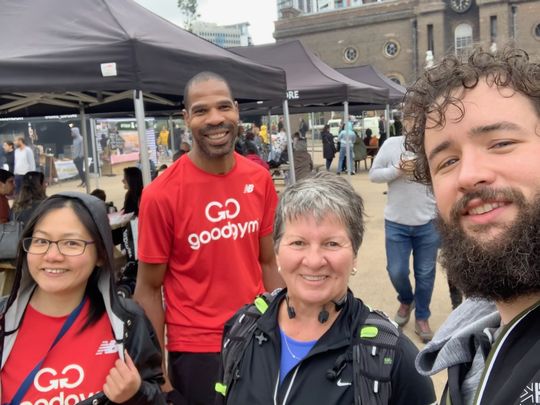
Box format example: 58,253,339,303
133,0,277,44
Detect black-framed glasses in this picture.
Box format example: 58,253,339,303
22,237,95,256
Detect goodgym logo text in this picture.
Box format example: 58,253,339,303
21,364,97,405
188,198,259,250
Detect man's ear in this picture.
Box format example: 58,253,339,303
234,100,239,112
182,109,190,124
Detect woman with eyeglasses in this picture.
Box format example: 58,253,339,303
0,192,165,405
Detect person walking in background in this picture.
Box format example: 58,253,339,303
71,127,86,188
405,46,540,405
390,114,403,137
353,128,368,172
378,114,387,147
321,124,336,171
134,71,283,404
259,124,270,160
0,169,14,223
299,117,308,139
3,141,15,173
13,137,35,195
336,122,356,175
158,126,170,158
369,135,439,342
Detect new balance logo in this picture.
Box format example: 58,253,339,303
96,340,118,355
244,184,255,193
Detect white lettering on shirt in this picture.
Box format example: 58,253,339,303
20,364,97,405
188,198,259,250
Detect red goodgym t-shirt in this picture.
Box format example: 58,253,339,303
138,153,278,352
2,301,118,404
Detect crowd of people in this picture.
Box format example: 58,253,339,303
0,45,539,405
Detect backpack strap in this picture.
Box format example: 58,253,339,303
215,290,280,397
352,309,400,405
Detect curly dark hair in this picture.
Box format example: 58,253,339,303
403,46,540,185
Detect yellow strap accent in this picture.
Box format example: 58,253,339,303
254,296,269,314
215,382,227,396
360,325,379,338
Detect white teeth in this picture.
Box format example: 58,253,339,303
302,275,327,281
468,202,505,215
44,269,67,274
207,132,227,139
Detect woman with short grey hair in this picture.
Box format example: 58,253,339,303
217,172,435,404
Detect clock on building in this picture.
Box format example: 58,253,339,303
449,0,472,13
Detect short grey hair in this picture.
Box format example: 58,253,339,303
273,171,365,255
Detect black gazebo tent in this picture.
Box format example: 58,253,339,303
336,65,406,105
0,0,286,116
232,40,389,111
0,0,287,183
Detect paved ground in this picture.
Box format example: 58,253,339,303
46,144,450,399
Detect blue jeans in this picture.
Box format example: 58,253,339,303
384,219,439,320
337,144,354,173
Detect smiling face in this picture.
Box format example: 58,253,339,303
425,80,540,242
183,78,239,167
27,207,99,300
276,214,355,308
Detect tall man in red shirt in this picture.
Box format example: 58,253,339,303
134,72,283,404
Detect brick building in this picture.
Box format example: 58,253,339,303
274,0,540,86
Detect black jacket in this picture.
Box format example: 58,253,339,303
221,289,436,405
441,301,540,405
4,150,14,173
322,130,336,160
0,192,165,405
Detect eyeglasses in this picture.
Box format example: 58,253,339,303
22,237,95,256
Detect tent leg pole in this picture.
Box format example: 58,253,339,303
134,90,151,186
385,104,390,137
344,101,351,178
89,117,100,189
79,107,91,193
168,116,175,155
267,110,273,151
283,100,296,185
310,112,315,161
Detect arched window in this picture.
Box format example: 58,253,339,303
455,23,473,59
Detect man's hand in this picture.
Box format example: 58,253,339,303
103,351,142,403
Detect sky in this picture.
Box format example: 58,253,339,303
133,0,277,45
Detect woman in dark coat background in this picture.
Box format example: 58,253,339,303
321,125,336,171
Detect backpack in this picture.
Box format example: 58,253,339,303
215,291,400,405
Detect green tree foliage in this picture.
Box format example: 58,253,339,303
177,0,199,31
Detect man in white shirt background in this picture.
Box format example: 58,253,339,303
14,136,35,195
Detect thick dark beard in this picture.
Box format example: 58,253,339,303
437,188,540,302
194,123,237,159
